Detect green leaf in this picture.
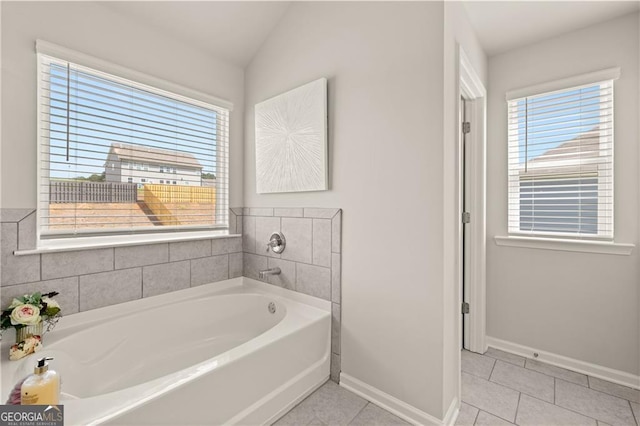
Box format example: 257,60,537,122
1,316,12,330
44,307,60,317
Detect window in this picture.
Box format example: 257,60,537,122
507,73,615,240
38,42,230,240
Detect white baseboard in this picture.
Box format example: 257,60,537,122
486,336,640,390
340,373,456,426
442,397,460,426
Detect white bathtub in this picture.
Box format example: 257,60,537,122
0,277,331,425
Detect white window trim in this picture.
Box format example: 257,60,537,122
494,235,634,256
35,40,233,249
14,231,242,256
506,68,619,242
35,40,233,111
505,67,620,101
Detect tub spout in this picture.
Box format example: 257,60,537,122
258,267,281,279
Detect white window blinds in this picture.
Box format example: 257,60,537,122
38,52,229,238
507,76,615,239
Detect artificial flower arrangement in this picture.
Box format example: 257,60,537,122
0,292,62,360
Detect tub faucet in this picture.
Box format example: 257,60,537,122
258,267,281,279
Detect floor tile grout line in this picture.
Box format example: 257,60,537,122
523,359,589,387
629,400,639,426
476,351,580,390
522,387,612,425
462,369,495,381
481,350,526,368
471,406,480,426
585,382,640,403
485,375,554,405
462,402,516,425
470,349,590,388
514,391,522,424
488,357,497,381
346,402,370,425
465,356,634,426
556,377,639,404
521,360,590,388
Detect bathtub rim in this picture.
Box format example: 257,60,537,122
0,277,331,425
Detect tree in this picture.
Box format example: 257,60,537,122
76,172,106,182
201,172,216,180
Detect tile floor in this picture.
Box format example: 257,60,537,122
274,380,409,426
274,349,640,426
459,348,640,426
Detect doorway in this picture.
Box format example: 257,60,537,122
457,47,487,355
461,96,471,350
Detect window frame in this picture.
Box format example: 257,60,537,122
505,69,619,242
35,40,234,249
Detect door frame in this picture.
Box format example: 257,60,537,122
458,47,487,354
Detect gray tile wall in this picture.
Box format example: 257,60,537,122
0,209,243,317
1,207,341,382
238,207,342,383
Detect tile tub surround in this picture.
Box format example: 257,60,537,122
459,349,639,426
238,207,342,382
0,208,243,316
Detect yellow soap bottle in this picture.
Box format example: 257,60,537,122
21,357,60,405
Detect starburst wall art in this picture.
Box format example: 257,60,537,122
255,78,328,193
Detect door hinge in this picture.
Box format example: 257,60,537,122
462,122,471,134
462,302,470,314
462,211,471,224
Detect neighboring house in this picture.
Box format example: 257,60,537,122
517,126,604,234
104,143,205,186
523,126,601,175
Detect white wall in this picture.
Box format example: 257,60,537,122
487,13,639,375
0,1,244,209
443,1,488,415
244,1,450,419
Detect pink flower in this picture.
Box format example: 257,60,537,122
10,304,41,326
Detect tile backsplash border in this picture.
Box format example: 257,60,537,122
237,207,342,382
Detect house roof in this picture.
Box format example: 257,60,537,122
522,126,603,176
528,127,600,166
109,143,202,169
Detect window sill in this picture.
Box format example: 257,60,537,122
494,235,635,256
14,230,241,256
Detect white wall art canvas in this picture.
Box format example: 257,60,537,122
255,78,328,193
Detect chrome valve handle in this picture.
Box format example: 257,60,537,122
265,232,286,254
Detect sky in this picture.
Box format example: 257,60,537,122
47,62,219,180
511,84,606,164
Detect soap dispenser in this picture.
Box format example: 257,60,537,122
21,357,60,405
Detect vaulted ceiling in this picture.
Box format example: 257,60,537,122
463,1,639,56
102,1,639,65
101,1,291,68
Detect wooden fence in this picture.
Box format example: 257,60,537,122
142,184,216,203
50,181,137,203
142,184,217,226
143,186,179,226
